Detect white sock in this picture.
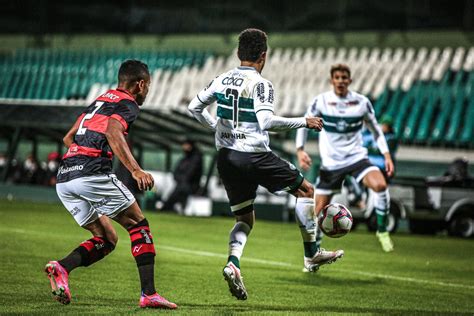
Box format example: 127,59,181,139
228,221,252,261
295,197,316,243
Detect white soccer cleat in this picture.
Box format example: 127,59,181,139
222,262,248,300
302,248,344,272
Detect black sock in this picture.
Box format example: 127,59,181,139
138,263,156,295
58,250,83,273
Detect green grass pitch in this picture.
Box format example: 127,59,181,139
0,200,473,315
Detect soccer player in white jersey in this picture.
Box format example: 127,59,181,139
188,28,344,300
296,64,395,253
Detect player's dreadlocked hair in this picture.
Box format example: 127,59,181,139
237,28,268,62
330,63,351,78
118,59,150,85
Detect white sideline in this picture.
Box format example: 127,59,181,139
2,227,473,291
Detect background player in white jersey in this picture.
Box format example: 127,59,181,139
188,28,343,300
296,64,395,253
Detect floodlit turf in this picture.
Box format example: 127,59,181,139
0,200,473,315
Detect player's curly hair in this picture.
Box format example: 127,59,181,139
330,64,351,78
237,28,268,62
118,60,150,84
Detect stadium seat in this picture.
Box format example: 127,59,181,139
0,46,472,147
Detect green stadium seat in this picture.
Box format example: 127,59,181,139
393,87,416,139
415,83,440,143
444,86,466,144
402,82,431,142
459,97,474,147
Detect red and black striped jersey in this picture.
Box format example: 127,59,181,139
57,88,139,183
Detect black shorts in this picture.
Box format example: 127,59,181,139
316,159,379,195
217,148,304,215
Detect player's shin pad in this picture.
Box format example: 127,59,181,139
128,218,156,266
75,236,115,267
295,197,316,242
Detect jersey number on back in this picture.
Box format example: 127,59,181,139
225,88,239,128
77,101,104,135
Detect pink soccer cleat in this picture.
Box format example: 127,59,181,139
45,261,71,305
139,292,178,309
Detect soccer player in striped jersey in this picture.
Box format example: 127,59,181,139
296,64,395,253
188,28,344,300
45,60,176,309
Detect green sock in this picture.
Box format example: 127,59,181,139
228,255,240,269
303,241,318,258
376,208,388,233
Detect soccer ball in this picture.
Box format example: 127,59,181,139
318,203,353,238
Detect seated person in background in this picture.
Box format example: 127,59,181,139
426,158,474,188
362,115,398,178
44,152,60,186
160,139,203,212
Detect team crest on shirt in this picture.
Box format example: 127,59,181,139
336,119,348,132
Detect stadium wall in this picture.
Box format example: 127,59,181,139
0,31,473,54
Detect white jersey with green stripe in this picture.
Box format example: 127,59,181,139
195,66,276,152
303,90,388,170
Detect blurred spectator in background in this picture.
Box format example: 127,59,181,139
21,153,42,184
0,153,6,176
363,115,398,178
43,151,60,186
159,139,203,213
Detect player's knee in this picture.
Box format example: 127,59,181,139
236,211,254,229
371,181,387,192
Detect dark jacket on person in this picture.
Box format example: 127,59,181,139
173,148,203,194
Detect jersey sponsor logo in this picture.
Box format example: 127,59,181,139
222,76,244,86
58,164,84,174
256,82,265,103
268,83,274,104
221,132,247,139
100,92,120,100
328,100,359,107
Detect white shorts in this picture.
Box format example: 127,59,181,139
56,174,135,227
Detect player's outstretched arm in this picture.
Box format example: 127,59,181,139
256,111,323,132
305,117,323,130
105,118,154,191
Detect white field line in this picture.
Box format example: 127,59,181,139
3,227,474,291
